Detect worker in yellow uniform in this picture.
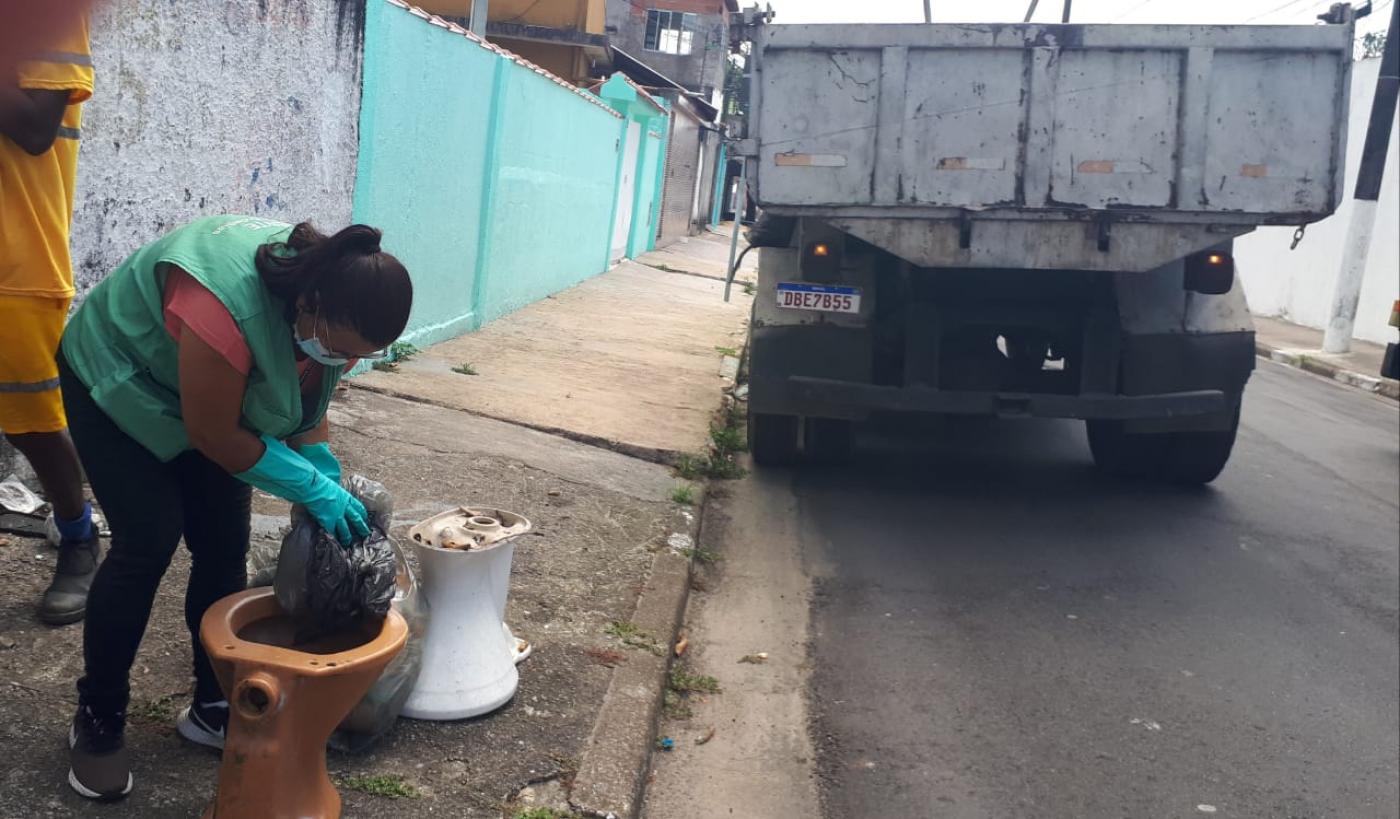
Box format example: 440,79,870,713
0,18,100,624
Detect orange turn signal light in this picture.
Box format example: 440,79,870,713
812,243,831,257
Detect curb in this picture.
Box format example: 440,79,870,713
569,494,702,819
1255,340,1399,401
568,347,745,819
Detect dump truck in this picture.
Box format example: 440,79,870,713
737,11,1359,482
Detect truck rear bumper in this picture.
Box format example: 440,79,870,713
780,376,1229,421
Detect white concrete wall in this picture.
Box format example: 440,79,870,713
1236,56,1400,345
70,0,365,294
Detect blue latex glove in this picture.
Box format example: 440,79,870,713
237,434,369,546
294,441,343,487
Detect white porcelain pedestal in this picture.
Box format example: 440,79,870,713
401,508,530,721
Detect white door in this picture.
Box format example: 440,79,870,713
610,121,642,265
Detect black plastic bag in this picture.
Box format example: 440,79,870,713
248,476,427,752
329,534,428,753
273,477,397,641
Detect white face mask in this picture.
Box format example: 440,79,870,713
294,308,351,367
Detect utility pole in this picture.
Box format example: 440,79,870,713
1323,1,1398,354
724,159,748,302
1023,0,1039,23
923,0,932,23
1061,0,1072,23
469,0,488,36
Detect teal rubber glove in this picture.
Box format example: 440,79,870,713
237,435,369,546
294,441,343,487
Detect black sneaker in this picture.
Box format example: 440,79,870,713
39,535,100,625
68,705,132,801
176,700,227,750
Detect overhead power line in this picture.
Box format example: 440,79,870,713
1110,0,1158,23
1244,0,1320,23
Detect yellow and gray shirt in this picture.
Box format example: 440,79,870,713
0,18,94,298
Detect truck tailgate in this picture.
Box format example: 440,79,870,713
747,22,1355,270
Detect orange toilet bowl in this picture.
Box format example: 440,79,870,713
199,588,408,819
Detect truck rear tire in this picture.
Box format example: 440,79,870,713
1160,417,1240,484
1087,409,1240,485
750,413,800,466
804,418,853,464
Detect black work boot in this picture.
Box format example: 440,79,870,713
68,704,133,800
39,535,99,625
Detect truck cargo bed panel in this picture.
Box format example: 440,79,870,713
750,22,1353,234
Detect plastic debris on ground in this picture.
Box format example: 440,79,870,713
737,652,769,664
657,737,675,752
0,516,45,539
245,534,283,588
0,475,45,516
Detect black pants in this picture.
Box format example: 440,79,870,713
58,352,250,716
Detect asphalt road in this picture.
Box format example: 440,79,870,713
800,361,1399,819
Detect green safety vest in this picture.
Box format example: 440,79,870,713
61,215,344,462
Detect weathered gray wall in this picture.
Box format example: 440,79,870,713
605,0,727,96
658,105,700,246
70,0,366,294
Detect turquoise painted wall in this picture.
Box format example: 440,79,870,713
597,75,671,269
710,142,727,227
640,101,670,255
475,67,622,325
353,0,629,346
352,0,494,347
631,128,666,258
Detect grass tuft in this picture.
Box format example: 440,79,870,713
128,693,181,726
341,774,420,799
604,621,663,656
371,342,420,373
515,809,579,819
679,545,718,565
668,667,721,695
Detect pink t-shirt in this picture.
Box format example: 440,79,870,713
161,268,353,385
163,268,254,374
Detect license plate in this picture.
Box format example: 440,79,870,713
775,282,861,314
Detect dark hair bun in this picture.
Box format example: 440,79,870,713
333,224,382,256
254,221,412,348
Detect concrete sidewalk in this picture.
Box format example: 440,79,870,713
1253,315,1398,400
0,243,752,818
634,228,758,286
358,244,754,462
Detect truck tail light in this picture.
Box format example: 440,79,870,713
1184,250,1234,295
802,240,841,281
